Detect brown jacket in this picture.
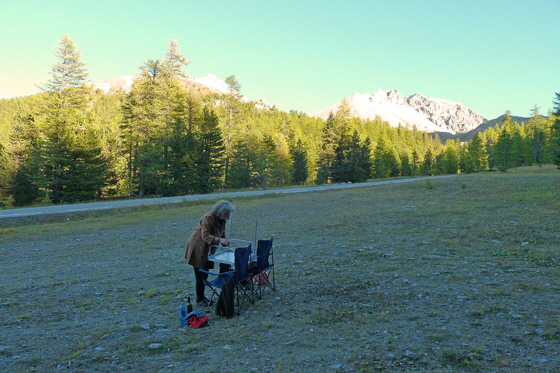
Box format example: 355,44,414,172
185,212,227,269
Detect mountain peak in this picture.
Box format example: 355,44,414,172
313,89,486,134
92,76,134,94
193,73,230,94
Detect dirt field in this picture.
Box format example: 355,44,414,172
1,166,559,372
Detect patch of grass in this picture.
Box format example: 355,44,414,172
424,179,436,189
66,341,89,360
427,334,445,342
143,289,159,298
0,228,18,235
441,348,483,369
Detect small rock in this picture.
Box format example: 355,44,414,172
148,343,163,349
521,242,529,246
141,324,150,330
535,328,545,335
537,358,549,363
330,364,342,369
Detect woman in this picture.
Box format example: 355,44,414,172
185,200,234,306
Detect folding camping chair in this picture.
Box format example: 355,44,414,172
252,237,275,299
200,244,254,315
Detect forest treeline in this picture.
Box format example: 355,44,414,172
1,36,559,207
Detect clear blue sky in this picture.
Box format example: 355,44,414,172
1,0,558,119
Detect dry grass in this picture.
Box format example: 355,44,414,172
1,165,559,372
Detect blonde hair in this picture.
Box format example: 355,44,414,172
211,200,234,220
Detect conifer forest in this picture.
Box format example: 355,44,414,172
1,36,559,207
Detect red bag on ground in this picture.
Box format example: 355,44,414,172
187,314,210,328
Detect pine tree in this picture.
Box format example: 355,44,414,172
493,127,514,171
467,133,489,171
194,107,226,193
547,93,560,168
443,141,460,174
121,57,185,196
373,136,400,178
227,139,255,189
32,35,109,203
291,139,309,185
526,106,548,164
351,132,372,182
459,146,476,174
422,148,436,176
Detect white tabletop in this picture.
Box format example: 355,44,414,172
208,247,257,266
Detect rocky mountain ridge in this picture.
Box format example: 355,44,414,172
312,90,487,135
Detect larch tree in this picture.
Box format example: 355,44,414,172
222,75,243,185
164,39,191,78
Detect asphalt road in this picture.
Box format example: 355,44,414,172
0,175,457,219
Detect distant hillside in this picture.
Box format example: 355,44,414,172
92,74,273,110
457,115,531,142
91,75,217,97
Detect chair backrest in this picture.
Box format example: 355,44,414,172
233,244,251,283
256,237,273,271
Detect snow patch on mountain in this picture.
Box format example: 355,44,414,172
93,76,134,94
194,74,231,94
313,90,486,134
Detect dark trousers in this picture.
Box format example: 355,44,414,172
193,263,231,302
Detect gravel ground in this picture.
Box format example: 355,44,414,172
1,169,559,372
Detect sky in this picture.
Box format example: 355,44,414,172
1,0,558,120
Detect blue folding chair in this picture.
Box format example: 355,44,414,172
231,244,254,314
252,237,275,299
200,244,254,315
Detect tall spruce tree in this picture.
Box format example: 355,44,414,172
291,139,309,185
316,113,338,183
121,58,186,196
549,92,560,168
227,139,255,189
194,107,226,193
467,132,489,171
31,35,109,203
422,148,436,176
527,106,547,164
493,126,514,171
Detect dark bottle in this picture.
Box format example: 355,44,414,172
186,296,193,313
